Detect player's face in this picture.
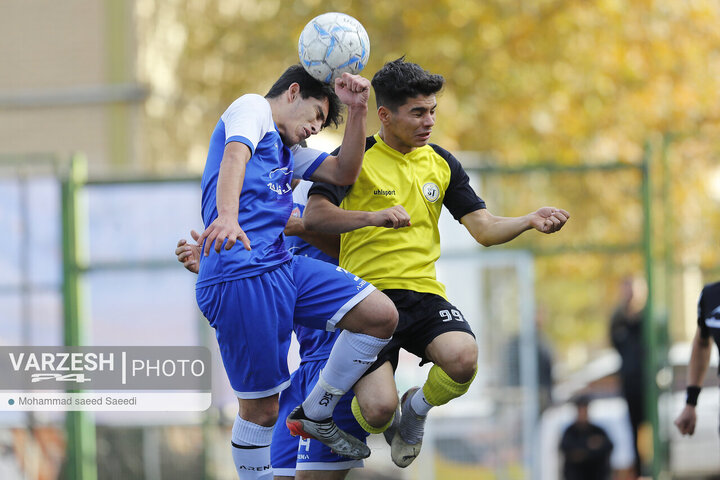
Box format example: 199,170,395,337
384,95,436,153
281,92,329,146
576,405,589,424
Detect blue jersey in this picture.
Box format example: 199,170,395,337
287,180,337,265
272,182,369,472
288,180,339,364
197,94,329,287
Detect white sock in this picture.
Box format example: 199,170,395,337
302,330,391,420
231,415,274,479
409,388,432,416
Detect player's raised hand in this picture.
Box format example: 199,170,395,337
335,73,370,108
371,205,411,229
674,405,697,436
175,230,202,274
197,214,251,256
529,207,569,234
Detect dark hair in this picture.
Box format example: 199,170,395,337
573,394,591,407
371,57,445,111
265,64,343,129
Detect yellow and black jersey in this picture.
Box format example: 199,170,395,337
309,133,485,299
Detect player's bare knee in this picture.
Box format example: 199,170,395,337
373,307,398,338
255,408,279,427
297,469,350,480
441,343,478,383
240,409,278,427
360,292,397,337
367,292,398,337
341,291,397,337
237,398,279,427
360,394,397,427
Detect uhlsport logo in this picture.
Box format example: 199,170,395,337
423,182,440,202
373,187,396,196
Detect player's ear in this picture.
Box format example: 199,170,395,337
377,105,392,125
287,82,301,102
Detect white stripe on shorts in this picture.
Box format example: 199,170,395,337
296,459,364,471
326,284,376,331
234,378,291,399
273,468,295,476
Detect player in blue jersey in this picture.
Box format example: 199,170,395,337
275,180,368,479
193,65,397,479
177,180,368,480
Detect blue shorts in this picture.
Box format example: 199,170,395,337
196,255,375,398
272,359,367,475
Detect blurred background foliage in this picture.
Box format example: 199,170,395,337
135,0,720,366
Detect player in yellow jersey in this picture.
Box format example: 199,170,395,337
304,57,570,468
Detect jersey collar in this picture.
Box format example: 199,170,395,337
373,132,431,162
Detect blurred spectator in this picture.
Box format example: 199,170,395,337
506,307,555,412
559,395,613,480
609,276,647,477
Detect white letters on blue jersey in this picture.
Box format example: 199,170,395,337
198,95,329,287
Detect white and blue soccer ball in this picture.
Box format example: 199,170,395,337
298,12,370,84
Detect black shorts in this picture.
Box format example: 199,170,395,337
364,289,475,376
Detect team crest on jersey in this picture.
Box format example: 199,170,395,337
266,167,293,195
423,182,440,202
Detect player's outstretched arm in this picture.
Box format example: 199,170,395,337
175,230,202,274
284,215,341,259
460,207,569,247
304,194,411,234
310,74,370,186
674,327,712,436
198,142,253,256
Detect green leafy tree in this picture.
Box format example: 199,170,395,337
136,0,720,361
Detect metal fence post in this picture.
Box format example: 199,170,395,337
61,154,97,480
641,140,670,478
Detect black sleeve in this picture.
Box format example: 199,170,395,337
307,136,376,206
698,285,711,339
609,309,626,350
307,144,349,205
431,144,486,222
308,181,352,206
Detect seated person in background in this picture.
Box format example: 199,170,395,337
559,394,613,480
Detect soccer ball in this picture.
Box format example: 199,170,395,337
298,12,370,84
